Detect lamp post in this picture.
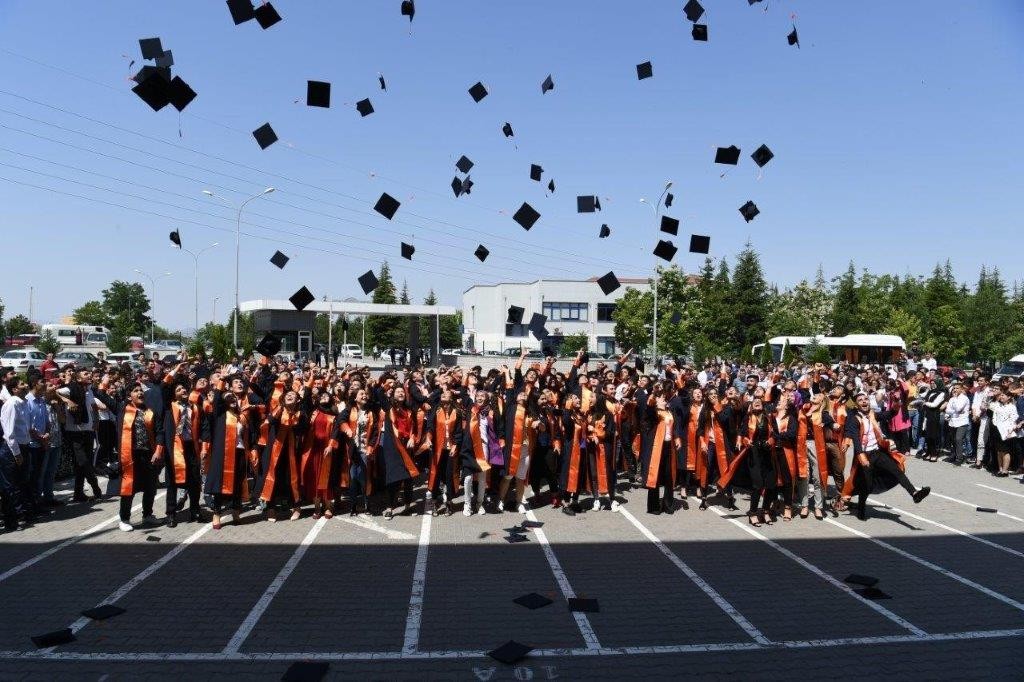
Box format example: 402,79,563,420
203,187,275,349
175,241,218,334
134,268,172,343
640,181,673,368
212,296,220,324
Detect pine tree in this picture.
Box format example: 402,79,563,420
758,337,774,366
366,262,400,349
730,241,769,354
831,262,859,335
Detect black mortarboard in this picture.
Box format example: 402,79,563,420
692,24,708,41
856,587,892,600
513,202,541,231
715,145,741,165
788,26,800,47
254,2,282,29
665,192,673,207
281,661,330,682
522,520,543,528
751,144,774,167
502,122,514,137
400,0,415,21
739,200,760,223
567,597,600,613
358,270,379,295
844,574,879,588
289,286,315,311
356,98,374,117
379,74,387,90
252,122,278,149
653,239,677,262
577,195,597,213
451,176,465,197
270,250,289,269
684,0,704,21
139,37,164,61
31,628,75,648
155,50,174,68
547,179,555,193
81,604,126,621
514,593,552,610
226,0,255,24
488,640,533,666
505,533,529,544
132,73,170,111
256,333,282,357
528,313,548,339
636,61,653,80
401,242,415,260
132,64,171,85
455,155,473,174
541,74,554,94
977,507,998,513
599,224,611,238
670,311,682,325
169,229,181,247
597,272,620,295
474,244,489,262
689,234,710,254
507,305,524,325
660,215,679,235
374,192,400,220
306,80,331,108
168,77,197,112
468,81,488,103
530,164,543,181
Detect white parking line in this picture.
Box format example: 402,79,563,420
618,506,772,645
0,492,167,584
710,507,927,637
929,491,1024,524
868,501,1024,560
826,517,1024,613
401,513,431,654
222,517,328,654
976,483,1024,500
337,514,416,540
525,509,602,650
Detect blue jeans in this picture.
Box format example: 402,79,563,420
40,445,61,501
910,410,924,450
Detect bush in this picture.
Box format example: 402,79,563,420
35,330,61,356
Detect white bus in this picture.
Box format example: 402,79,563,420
41,324,111,347
752,334,906,365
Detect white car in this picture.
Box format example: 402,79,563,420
1,349,46,370
55,351,99,369
105,352,146,365
338,343,362,359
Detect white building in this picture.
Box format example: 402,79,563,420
461,277,651,355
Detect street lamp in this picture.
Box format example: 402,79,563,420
134,268,172,343
203,187,275,349
640,181,673,368
174,241,218,334
212,296,220,324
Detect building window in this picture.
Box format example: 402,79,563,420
505,323,528,337
597,336,616,355
542,302,588,322
596,303,615,322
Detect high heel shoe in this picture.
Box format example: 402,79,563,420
698,499,709,511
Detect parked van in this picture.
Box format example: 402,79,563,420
993,354,1024,381
41,324,111,347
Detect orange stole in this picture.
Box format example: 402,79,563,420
430,407,458,490
168,402,189,485
840,412,907,499
645,409,675,489
506,405,534,477
775,412,797,484
591,415,610,495
118,405,160,496
219,410,241,495
685,405,701,472
796,408,829,488
259,410,301,502
300,410,336,494
468,408,492,473
564,417,585,494
342,409,376,495
707,404,728,487
385,408,421,479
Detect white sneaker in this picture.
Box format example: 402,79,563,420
118,521,134,532
517,503,528,514
463,504,472,517
611,500,621,512
476,506,487,515
592,499,601,512
497,501,504,512
142,514,159,526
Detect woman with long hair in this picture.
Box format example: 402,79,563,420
921,377,948,462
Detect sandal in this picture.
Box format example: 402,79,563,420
748,514,762,527
289,509,301,521
813,508,823,520
383,508,394,520
799,507,809,519
783,508,793,522
324,508,334,519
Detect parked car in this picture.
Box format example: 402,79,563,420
440,348,465,356
1,349,46,370
145,339,184,352
54,351,99,369
338,343,363,359
6,334,40,347
105,352,146,365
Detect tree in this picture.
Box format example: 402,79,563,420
780,339,794,364
36,330,61,356
560,332,589,355
365,262,402,349
72,300,110,327
225,310,256,356
100,281,151,337
613,287,654,355
883,308,923,348
758,337,773,366
730,241,769,354
804,337,832,365
964,266,1012,364
439,310,461,349
831,262,859,335
926,304,967,365
5,314,34,337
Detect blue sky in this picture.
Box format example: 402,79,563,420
1,0,1022,330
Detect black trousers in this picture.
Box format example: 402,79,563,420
166,441,202,517
646,451,674,513
119,451,158,523
856,449,916,504
96,419,116,467
386,478,413,508
67,430,100,497
212,449,247,513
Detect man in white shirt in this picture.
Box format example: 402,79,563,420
1,376,33,528
921,352,938,372
57,369,103,502
944,383,971,465
970,375,994,469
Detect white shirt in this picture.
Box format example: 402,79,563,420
1,395,29,455
944,393,971,428
921,357,938,371
858,413,879,451
972,388,993,419
991,401,1020,440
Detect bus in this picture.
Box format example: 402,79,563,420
751,334,906,366
41,324,111,347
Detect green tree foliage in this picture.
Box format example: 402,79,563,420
72,300,110,327
5,314,34,337
560,331,589,355
780,339,794,364
730,241,769,353
884,308,923,349
831,263,859,336
365,262,404,349
804,337,833,365
758,337,774,366
612,287,653,355
36,330,61,356
440,310,461,349
101,281,151,336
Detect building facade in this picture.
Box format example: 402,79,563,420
461,277,651,355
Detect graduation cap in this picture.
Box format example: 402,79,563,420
788,26,800,47
856,587,892,600
455,155,473,174
401,242,415,260
660,215,679,235
373,192,400,220
502,122,514,138
567,597,600,613
739,201,760,223
670,310,682,325
505,533,529,544
132,64,171,85
577,195,598,213
270,250,289,269
977,507,998,513
378,74,387,90
81,604,126,621
488,640,533,666
358,270,379,295
169,229,181,247
31,628,75,648
139,37,164,61
256,333,282,357
597,272,620,295
507,305,525,325
530,164,543,181
691,24,708,41
751,144,774,168
636,61,653,80
254,2,282,29
400,0,415,22
168,76,197,112
451,176,466,197
281,661,330,682
155,50,174,68
547,179,555,193
474,244,489,262
132,73,171,111
468,81,489,103
355,98,374,117
689,234,711,254
306,80,331,108
461,177,474,194
653,239,677,262
522,519,543,528
599,224,611,238
665,192,674,207
715,145,741,165
252,122,278,149
289,286,315,311
513,202,541,231
844,574,879,588
528,313,548,340
513,593,552,610
683,0,704,21
226,0,255,24
541,74,554,94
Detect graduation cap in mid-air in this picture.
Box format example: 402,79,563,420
665,192,674,207
356,98,374,117
374,192,400,220
715,145,741,165
252,122,278,149
636,61,653,80
660,215,679,235
468,81,489,102
378,74,387,90
788,26,800,48
547,179,555,193
541,74,554,94
306,80,331,107
132,72,171,111
599,224,611,238
689,234,711,254
256,333,282,357
270,250,289,269
254,2,282,29
683,0,704,22
691,24,708,41
169,229,181,247
167,76,197,112
530,164,543,181
597,272,620,295
226,0,255,24
653,239,677,262
131,64,170,85
400,0,415,22
513,202,541,230
488,640,533,666
289,286,315,311
751,144,774,167
502,122,514,138
281,661,330,682
401,242,415,260
844,574,879,588
528,313,548,340
474,244,489,262
155,50,173,68
455,155,473,174
739,201,760,223
576,195,599,213
139,37,164,61
507,305,525,325
452,176,466,197
358,270,379,295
